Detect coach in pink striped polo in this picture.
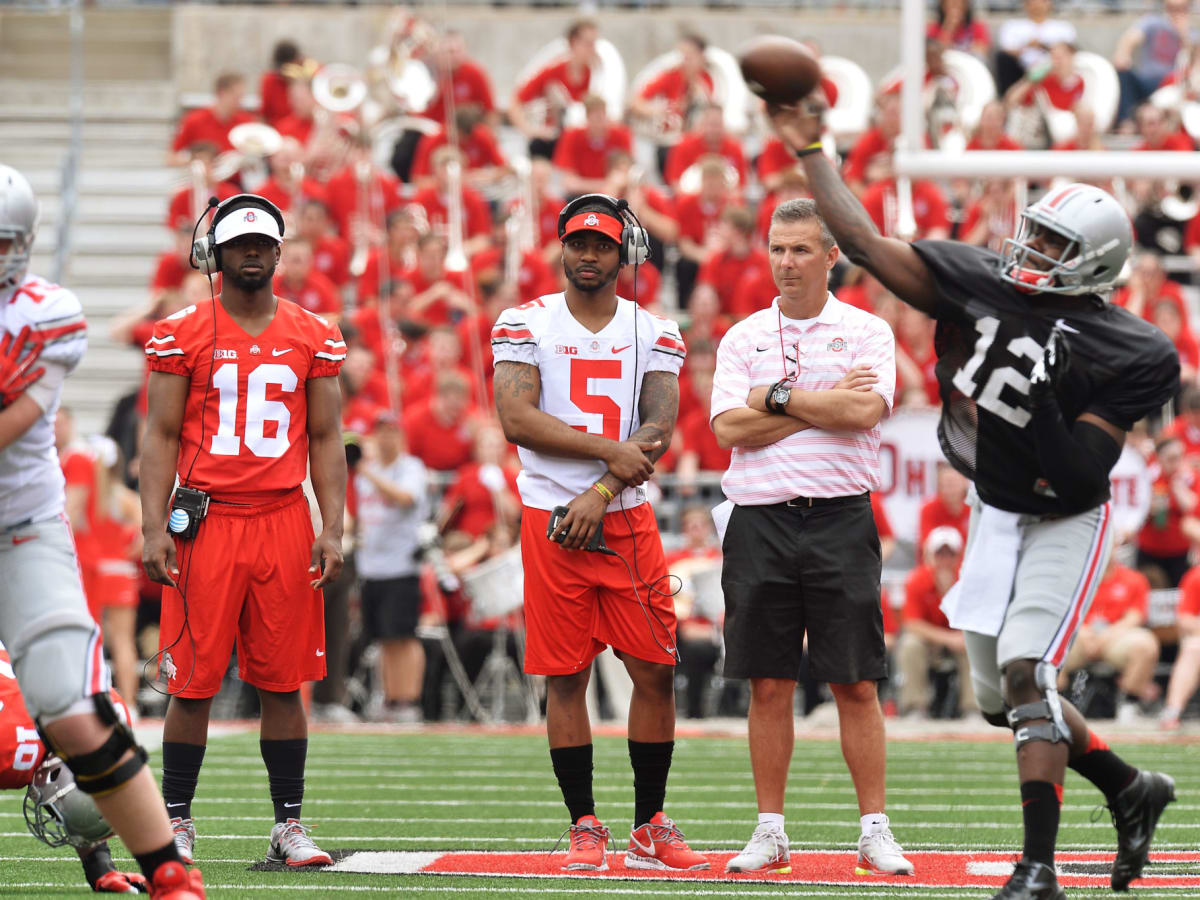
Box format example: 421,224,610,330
710,198,913,878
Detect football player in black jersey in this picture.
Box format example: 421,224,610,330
767,101,1179,899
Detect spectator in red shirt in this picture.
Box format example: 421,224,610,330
1060,559,1160,720
469,210,557,307
324,143,404,242
664,505,725,718
895,526,975,717
260,40,308,127
1153,298,1199,384
403,325,483,407
604,151,679,275
681,285,732,349
274,237,343,318
927,0,992,57
413,146,493,256
552,94,634,197
403,369,478,471
1004,41,1085,118
894,305,940,408
918,464,969,554
1112,251,1192,331
1134,102,1195,152
1138,435,1198,587
861,169,951,240
411,106,509,191
1164,385,1200,460
165,143,239,230
630,33,715,177
675,157,737,305
145,224,196,303
440,423,520,540
274,78,318,149
298,199,352,289
1161,562,1200,729
843,93,902,195
358,206,422,307
517,157,568,267
169,72,255,165
509,19,600,158
672,369,732,497
697,206,771,319
664,103,747,191
255,137,327,214
959,178,1020,251
420,30,496,126
965,100,1025,150
405,232,474,327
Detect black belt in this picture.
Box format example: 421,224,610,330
776,491,869,509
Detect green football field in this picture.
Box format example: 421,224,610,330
1,728,1198,897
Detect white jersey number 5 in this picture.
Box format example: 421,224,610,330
210,362,298,458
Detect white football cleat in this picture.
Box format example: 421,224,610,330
726,823,791,873
855,819,914,876
170,816,195,865
266,818,332,866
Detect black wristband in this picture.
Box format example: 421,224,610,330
765,381,783,414
793,141,825,157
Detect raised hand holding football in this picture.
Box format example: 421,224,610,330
737,35,822,106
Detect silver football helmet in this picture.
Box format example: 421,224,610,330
23,756,113,850
1000,182,1132,297
0,164,39,290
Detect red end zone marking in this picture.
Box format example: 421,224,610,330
332,850,1200,888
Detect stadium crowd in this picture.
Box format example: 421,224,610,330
65,0,1200,728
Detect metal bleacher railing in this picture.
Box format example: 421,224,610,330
50,0,84,285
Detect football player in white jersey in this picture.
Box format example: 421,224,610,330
493,194,709,873
0,164,204,899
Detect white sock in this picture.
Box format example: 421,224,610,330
758,812,785,830
861,812,889,836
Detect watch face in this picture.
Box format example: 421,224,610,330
772,387,790,406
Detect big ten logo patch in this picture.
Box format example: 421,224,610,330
827,337,846,352
556,345,578,355
214,349,238,360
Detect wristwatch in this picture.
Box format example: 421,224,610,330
768,382,791,414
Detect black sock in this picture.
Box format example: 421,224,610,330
550,743,594,824
80,842,114,891
1068,731,1137,801
133,841,183,883
161,741,206,821
629,739,673,828
260,738,307,824
1020,780,1061,867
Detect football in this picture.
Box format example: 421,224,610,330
737,35,822,106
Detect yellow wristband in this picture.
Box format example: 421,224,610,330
794,141,824,157
592,481,615,502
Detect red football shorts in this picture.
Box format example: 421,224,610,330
158,489,325,698
520,503,677,675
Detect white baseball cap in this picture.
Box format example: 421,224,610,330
214,204,282,246
926,525,964,555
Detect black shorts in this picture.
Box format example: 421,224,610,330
360,576,421,640
721,495,887,684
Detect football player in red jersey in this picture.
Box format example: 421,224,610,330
139,195,347,868
0,649,148,893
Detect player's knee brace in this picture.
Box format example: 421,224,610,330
40,694,148,797
1005,661,1071,751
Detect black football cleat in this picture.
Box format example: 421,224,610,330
1108,770,1176,891
991,858,1066,900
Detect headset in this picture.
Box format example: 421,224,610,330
556,193,650,268
191,193,286,276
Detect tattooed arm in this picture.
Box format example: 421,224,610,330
493,360,657,487
628,370,679,465
768,103,940,315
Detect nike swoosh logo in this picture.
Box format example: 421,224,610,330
272,348,293,356
12,536,36,545
1053,319,1080,334
166,803,186,808
756,346,771,352
611,344,631,353
284,802,301,808
315,649,325,656
630,832,655,855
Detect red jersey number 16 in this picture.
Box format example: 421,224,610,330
209,362,298,459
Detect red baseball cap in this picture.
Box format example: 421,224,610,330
561,209,624,244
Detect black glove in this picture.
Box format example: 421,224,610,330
1029,325,1070,408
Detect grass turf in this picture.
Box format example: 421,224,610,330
1,729,1197,897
